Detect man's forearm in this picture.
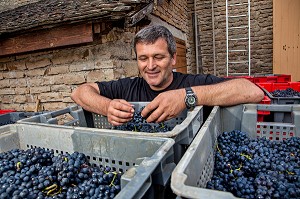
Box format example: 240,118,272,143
71,84,111,116
192,78,264,106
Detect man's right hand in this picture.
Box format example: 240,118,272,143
107,99,135,126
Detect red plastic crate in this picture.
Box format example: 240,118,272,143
275,74,291,83
253,74,292,83
258,82,300,93
224,76,255,83
257,95,271,122
253,76,268,83
0,110,16,115
257,82,300,123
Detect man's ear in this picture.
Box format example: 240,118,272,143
172,52,177,66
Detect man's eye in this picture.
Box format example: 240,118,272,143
154,56,164,60
138,57,147,61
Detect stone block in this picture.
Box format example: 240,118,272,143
46,74,86,85
48,65,69,75
14,95,27,103
69,61,95,72
51,85,72,92
0,79,10,88
2,71,24,79
64,74,86,85
1,95,13,104
42,102,68,111
26,68,47,77
26,58,51,69
86,69,114,83
26,95,37,103
6,61,26,70
0,88,15,95
123,61,139,77
24,103,37,112
10,78,27,88
30,86,51,94
29,78,44,87
15,87,30,95
95,60,115,69
38,92,63,102
62,96,74,103
51,48,85,65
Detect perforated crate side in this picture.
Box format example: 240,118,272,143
17,105,87,127
171,104,300,199
0,124,175,199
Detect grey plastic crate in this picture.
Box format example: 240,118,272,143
261,87,300,123
171,104,300,199
18,103,203,163
262,88,300,105
0,123,175,199
0,111,45,126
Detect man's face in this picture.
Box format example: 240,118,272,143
136,38,176,91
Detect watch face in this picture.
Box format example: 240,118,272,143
188,96,196,105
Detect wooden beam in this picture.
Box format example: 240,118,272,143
0,23,93,56
125,3,154,27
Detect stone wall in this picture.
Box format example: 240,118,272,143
192,0,273,76
0,27,139,111
0,0,191,111
153,0,188,33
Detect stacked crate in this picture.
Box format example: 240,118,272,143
171,104,300,199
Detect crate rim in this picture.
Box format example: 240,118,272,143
17,105,203,138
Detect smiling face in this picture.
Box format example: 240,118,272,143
136,38,176,91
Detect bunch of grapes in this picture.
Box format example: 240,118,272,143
0,147,122,199
206,130,300,199
271,88,300,97
113,106,173,133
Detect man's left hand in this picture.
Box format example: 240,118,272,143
141,89,186,123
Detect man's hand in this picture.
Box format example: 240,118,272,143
141,89,186,123
107,99,134,126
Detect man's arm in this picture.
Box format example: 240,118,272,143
71,83,134,126
193,78,264,106
142,78,264,123
71,83,110,115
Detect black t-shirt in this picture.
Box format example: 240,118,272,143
96,72,225,101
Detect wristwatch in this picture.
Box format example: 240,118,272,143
184,87,198,109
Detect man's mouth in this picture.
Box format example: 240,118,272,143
146,71,159,78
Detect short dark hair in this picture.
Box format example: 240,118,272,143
133,25,177,57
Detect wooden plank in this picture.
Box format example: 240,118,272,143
174,37,187,73
175,57,187,68
125,3,153,27
273,0,300,81
0,23,93,56
177,47,186,56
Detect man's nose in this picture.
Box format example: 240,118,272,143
147,58,156,70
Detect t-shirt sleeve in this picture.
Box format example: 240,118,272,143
96,79,127,99
186,74,226,86
202,74,226,84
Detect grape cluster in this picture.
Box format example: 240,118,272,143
0,121,15,126
206,130,300,199
113,106,173,133
271,88,300,97
0,147,122,199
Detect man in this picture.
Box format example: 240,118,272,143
71,25,264,126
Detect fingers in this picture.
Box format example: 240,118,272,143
142,90,186,123
141,101,158,122
107,99,134,126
